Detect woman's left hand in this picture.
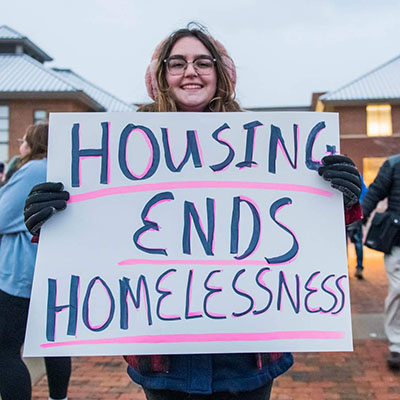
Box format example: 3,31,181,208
318,155,362,207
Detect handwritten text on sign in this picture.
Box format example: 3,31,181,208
24,112,352,356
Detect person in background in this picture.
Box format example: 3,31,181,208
0,162,4,182
23,24,362,400
0,122,71,400
361,155,400,370
347,175,368,279
0,155,20,187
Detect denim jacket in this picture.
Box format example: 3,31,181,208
0,159,47,298
125,352,293,394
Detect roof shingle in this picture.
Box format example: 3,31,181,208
321,54,400,102
53,69,135,112
0,54,75,92
0,54,135,111
0,25,24,40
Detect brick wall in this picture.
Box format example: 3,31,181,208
341,136,400,173
334,106,366,136
325,104,400,174
8,98,92,160
392,104,400,134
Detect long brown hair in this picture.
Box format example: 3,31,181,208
139,24,241,112
18,121,48,169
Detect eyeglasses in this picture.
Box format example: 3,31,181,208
17,138,25,143
164,56,216,76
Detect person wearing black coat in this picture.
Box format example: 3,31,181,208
362,154,400,369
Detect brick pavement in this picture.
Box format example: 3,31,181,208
347,248,387,314
32,248,398,400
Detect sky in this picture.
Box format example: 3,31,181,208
2,0,400,108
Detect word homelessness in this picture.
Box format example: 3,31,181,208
45,267,347,342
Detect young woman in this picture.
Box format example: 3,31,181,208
24,24,362,400
0,122,71,400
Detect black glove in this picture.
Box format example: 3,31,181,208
318,155,362,208
24,182,70,236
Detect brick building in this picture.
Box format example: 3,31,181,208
0,25,135,163
314,54,400,185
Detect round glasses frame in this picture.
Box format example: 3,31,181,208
164,56,216,76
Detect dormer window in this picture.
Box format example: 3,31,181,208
34,110,47,124
0,25,53,63
366,104,392,136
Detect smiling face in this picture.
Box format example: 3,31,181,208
166,37,217,112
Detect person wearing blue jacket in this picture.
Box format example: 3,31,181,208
347,175,368,279
0,122,71,400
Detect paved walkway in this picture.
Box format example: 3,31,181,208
31,248,398,400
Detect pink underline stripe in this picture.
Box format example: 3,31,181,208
118,259,268,266
68,181,332,203
40,330,345,348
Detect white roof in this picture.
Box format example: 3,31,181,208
0,54,76,92
0,25,53,62
0,54,135,111
320,54,400,102
53,69,135,112
0,25,23,39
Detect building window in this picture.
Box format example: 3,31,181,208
315,100,324,112
366,104,392,136
34,110,47,124
0,105,9,162
363,157,386,187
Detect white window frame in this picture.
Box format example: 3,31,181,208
34,109,47,124
0,105,9,162
366,104,392,137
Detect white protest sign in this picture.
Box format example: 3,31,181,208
24,111,352,357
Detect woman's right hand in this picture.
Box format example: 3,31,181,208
24,182,70,236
